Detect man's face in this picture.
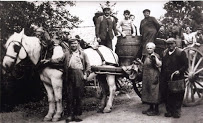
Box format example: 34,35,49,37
167,42,176,51
186,27,191,34
104,9,111,16
143,11,150,18
70,41,79,51
124,13,130,19
174,18,178,25
197,29,202,35
62,32,71,40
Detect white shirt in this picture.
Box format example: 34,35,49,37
183,32,197,46
168,47,177,55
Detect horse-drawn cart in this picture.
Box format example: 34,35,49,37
91,36,203,107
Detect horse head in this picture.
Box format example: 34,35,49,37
2,29,41,74
78,39,90,49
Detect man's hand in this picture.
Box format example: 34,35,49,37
97,37,101,43
41,59,50,64
195,42,200,46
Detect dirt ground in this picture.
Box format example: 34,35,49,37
1,91,203,123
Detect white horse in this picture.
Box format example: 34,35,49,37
2,29,64,122
83,44,119,113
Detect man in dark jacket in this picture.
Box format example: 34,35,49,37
139,9,160,56
161,38,188,118
95,6,118,50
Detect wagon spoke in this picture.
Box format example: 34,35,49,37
194,68,203,75
184,74,189,77
190,83,195,102
195,81,203,88
188,50,191,69
194,57,203,72
194,83,202,98
185,78,189,86
199,75,203,79
191,52,197,70
185,82,190,102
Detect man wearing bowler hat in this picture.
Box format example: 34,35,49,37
160,38,188,118
139,9,161,58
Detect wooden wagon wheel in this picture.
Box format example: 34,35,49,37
183,47,203,106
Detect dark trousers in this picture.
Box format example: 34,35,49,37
165,90,185,115
100,34,113,50
67,69,84,116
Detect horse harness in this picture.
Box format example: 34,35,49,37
4,37,28,74
94,46,119,67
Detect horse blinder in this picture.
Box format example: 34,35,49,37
13,44,21,53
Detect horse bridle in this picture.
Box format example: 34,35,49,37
4,37,28,74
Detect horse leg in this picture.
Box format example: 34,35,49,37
43,82,55,121
97,75,108,113
103,75,116,113
51,77,63,122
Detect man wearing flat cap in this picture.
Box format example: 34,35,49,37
95,6,118,50
46,39,91,121
160,38,188,118
139,9,161,57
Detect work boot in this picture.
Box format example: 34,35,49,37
173,112,181,118
74,116,83,122
147,110,160,116
142,105,154,114
67,115,74,122
164,112,172,117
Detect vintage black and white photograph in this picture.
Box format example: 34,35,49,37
0,0,203,123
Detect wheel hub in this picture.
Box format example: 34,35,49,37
188,72,197,83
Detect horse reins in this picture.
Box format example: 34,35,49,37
4,37,28,74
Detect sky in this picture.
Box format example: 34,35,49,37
68,1,167,28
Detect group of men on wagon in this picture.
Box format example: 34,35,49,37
31,5,202,121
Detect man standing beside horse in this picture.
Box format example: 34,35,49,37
45,38,91,122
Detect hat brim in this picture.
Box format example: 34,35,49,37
165,41,175,44
143,9,150,13
103,7,111,11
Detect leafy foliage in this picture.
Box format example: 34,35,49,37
161,1,203,31
0,1,81,43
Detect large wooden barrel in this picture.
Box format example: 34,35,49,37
115,36,141,66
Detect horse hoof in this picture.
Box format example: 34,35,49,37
103,108,111,113
52,114,62,122
52,117,60,122
43,116,52,121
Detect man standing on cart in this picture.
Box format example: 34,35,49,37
95,6,118,50
139,9,160,59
